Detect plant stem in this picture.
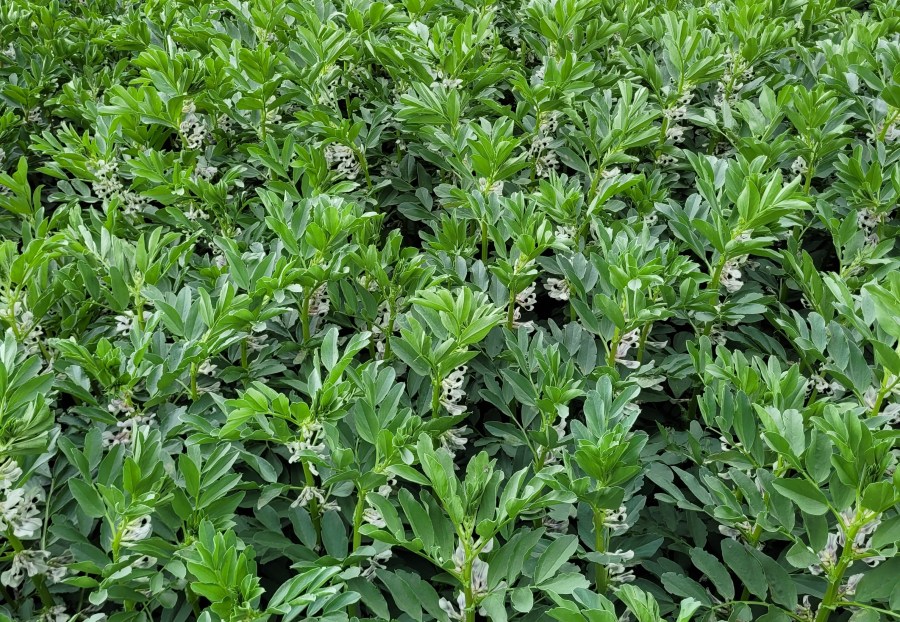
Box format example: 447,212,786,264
593,508,608,594
607,327,620,367
300,290,313,343
432,377,442,415
703,254,729,337
507,286,517,329
352,487,367,552
813,528,856,622
481,221,488,263
462,548,475,622
302,462,321,542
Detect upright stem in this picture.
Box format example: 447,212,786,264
703,255,729,337
593,508,609,593
481,221,488,263
189,362,199,400
302,462,321,542
300,293,311,342
352,488,367,551
432,377,442,415
507,287,517,329
814,523,858,622
462,546,475,622
607,328,621,367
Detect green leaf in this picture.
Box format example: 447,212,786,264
534,535,578,583
772,478,830,515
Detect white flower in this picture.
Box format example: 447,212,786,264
554,226,576,244
664,106,687,121
841,573,864,597
0,485,44,539
808,532,840,575
362,549,392,578
439,592,466,621
440,427,469,461
0,459,22,490
291,486,326,509
363,507,386,529
607,562,635,584
790,156,808,176
603,505,630,535
42,604,69,622
185,206,208,221
615,329,640,369
656,153,678,166
285,421,325,463
471,557,489,595
121,516,152,545
545,277,570,301
377,475,397,497
198,360,217,376
193,157,218,181
1,549,49,588
516,284,537,312
441,366,468,416
720,261,743,293
308,285,330,318
114,310,151,336
324,144,360,180
665,125,686,143
601,167,621,179
101,411,156,448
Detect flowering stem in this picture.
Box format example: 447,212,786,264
607,328,620,367
592,508,609,593
6,530,54,608
302,462,321,542
703,254,729,337
803,164,816,194
813,522,859,622
462,544,476,622
352,488,368,552
635,322,652,364
507,286,517,329
877,110,898,142
869,375,899,418
300,293,312,342
189,362,199,401
431,377,442,415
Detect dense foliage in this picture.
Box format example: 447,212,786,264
1,0,899,621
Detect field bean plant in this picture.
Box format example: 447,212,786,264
1,0,900,620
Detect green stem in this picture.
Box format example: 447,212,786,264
432,377,442,415
302,462,321,542
189,362,199,400
481,221,488,263
593,508,609,594
352,488,367,552
507,287,517,330
803,164,816,194
813,524,857,622
462,547,475,622
703,255,729,337
607,327,621,367
877,110,899,142
635,322,652,364
300,293,311,342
